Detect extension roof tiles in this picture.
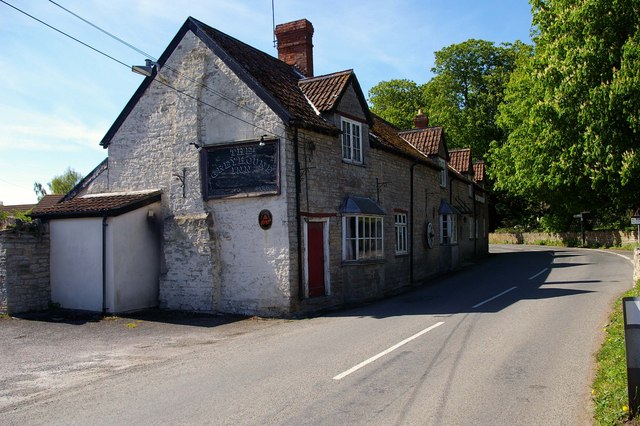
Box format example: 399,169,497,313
369,114,439,170
31,191,161,219
398,127,447,159
473,161,485,182
449,148,473,175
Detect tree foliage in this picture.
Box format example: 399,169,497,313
33,167,82,200
423,39,528,157
367,40,527,160
368,79,425,130
489,0,640,228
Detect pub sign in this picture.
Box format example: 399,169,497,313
202,139,279,198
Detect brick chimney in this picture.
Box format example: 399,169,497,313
275,19,314,77
413,109,429,128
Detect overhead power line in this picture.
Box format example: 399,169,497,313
47,0,289,135
0,0,129,69
1,0,288,140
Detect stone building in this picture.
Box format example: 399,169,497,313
33,17,488,316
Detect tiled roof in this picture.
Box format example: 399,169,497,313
194,19,336,134
449,149,472,174
31,195,64,212
473,161,485,182
398,127,445,157
369,114,438,169
298,70,352,112
0,203,35,214
31,191,161,219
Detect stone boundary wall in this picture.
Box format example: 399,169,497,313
489,230,638,247
0,224,50,315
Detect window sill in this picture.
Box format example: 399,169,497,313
341,258,386,266
342,159,365,167
395,252,409,257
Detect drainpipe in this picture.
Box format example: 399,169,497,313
473,184,477,256
292,123,304,301
102,216,108,315
410,163,416,284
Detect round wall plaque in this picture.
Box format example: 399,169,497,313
259,209,273,230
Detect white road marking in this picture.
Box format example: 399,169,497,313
332,322,445,381
472,286,518,309
592,249,634,265
528,268,548,280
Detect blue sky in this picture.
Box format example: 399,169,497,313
0,0,532,204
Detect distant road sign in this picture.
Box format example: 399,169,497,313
632,217,640,225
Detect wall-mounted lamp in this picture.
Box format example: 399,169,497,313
132,59,159,77
259,135,268,147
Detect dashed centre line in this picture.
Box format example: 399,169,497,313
333,322,445,381
472,286,518,309
528,268,549,280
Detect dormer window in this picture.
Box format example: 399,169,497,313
438,158,447,187
341,117,362,164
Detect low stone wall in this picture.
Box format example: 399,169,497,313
489,230,638,247
0,223,50,315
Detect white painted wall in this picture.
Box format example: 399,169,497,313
109,202,161,313
50,218,103,311
101,30,293,315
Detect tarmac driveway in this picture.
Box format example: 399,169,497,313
0,310,285,412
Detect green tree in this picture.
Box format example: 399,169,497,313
423,39,529,158
368,79,425,130
489,0,640,229
33,167,83,200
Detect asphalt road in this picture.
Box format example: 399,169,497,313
0,245,634,425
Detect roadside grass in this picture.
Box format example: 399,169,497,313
593,280,640,425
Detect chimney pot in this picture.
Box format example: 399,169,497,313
413,109,429,128
275,19,314,77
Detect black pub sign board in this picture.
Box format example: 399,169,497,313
203,139,279,198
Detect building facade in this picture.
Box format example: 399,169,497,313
34,17,489,316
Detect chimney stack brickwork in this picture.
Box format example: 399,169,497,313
413,109,429,128
275,19,314,77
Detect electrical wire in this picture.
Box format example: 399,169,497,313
0,0,130,69
1,0,287,140
47,0,289,135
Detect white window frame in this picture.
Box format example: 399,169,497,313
394,212,408,255
438,158,447,187
343,215,384,260
440,214,457,245
341,117,363,164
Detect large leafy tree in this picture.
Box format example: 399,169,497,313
423,39,527,157
33,167,82,200
368,79,425,130
367,40,526,160
489,0,640,227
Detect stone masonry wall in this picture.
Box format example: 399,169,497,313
0,225,50,315
102,31,290,315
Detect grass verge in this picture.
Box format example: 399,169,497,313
593,280,640,425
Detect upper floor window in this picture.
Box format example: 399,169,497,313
438,158,447,187
341,118,362,164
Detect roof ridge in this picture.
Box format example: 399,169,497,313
299,69,353,83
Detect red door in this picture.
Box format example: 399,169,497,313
307,222,325,297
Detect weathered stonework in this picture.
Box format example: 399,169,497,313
0,225,50,315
